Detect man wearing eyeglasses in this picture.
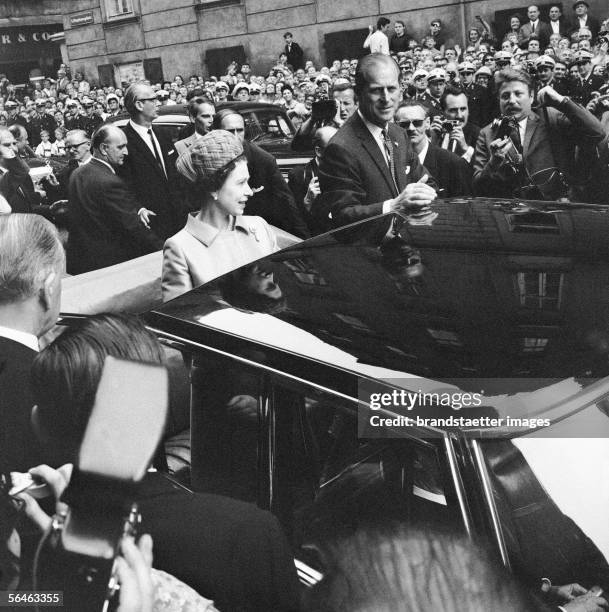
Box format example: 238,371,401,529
396,101,473,197
42,129,91,205
316,53,437,230
119,82,186,240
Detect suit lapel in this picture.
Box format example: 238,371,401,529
351,114,398,197
125,123,164,174
522,113,540,158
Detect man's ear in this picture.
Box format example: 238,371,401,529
40,271,57,312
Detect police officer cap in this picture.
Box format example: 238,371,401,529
427,68,448,82
413,69,429,80
535,55,556,68
458,61,476,73
475,66,493,78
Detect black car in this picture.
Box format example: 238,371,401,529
145,198,609,591
109,102,311,180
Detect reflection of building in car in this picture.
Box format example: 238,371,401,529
147,200,609,593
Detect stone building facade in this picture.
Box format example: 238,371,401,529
1,0,607,85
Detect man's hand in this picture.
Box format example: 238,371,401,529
542,583,589,602
16,463,73,532
45,173,59,187
388,174,437,212
138,208,156,229
430,115,444,134
449,125,468,153
304,176,320,209
116,535,154,612
489,136,514,163
537,85,565,108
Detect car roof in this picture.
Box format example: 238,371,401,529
146,199,609,436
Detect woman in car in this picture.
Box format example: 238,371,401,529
162,130,278,302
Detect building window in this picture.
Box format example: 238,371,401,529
105,0,134,20
517,272,563,310
521,337,549,353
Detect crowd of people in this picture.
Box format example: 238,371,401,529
2,2,609,610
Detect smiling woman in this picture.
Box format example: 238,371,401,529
162,130,279,302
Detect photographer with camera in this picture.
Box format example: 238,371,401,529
473,68,605,200
396,101,473,197
430,88,481,164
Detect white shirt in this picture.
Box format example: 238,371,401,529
529,19,539,32
128,119,167,175
417,139,429,166
365,30,390,55
518,118,527,148
550,20,561,34
0,325,39,352
357,111,398,214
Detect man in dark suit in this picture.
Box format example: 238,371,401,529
67,125,163,274
216,109,311,238
396,101,473,198
288,125,337,235
569,0,600,39
283,31,304,71
548,5,570,38
473,69,605,200
0,126,38,213
119,82,187,241
0,214,63,471
43,129,92,203
316,53,437,230
519,5,552,49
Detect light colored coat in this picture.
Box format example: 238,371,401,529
162,213,278,302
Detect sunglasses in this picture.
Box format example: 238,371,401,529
398,119,425,128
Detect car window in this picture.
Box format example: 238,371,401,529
154,122,187,145
243,109,295,143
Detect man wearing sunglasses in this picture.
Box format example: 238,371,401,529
396,101,473,197
316,53,437,231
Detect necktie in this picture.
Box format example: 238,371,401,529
148,128,166,179
511,124,523,154
531,22,536,33
382,128,398,192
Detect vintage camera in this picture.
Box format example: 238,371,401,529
598,33,609,47
491,115,519,140
37,357,168,612
440,119,460,133
311,98,337,124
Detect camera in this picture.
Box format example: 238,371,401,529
598,34,609,47
36,357,168,611
491,115,519,139
440,119,460,133
311,98,337,124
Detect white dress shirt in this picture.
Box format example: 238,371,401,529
0,325,39,351
365,30,390,55
128,119,167,175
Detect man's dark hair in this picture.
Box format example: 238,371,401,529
396,100,430,118
430,19,442,27
441,85,467,110
495,68,533,93
331,81,355,96
354,54,399,95
187,96,215,120
395,20,405,28
284,31,292,38
377,17,390,30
